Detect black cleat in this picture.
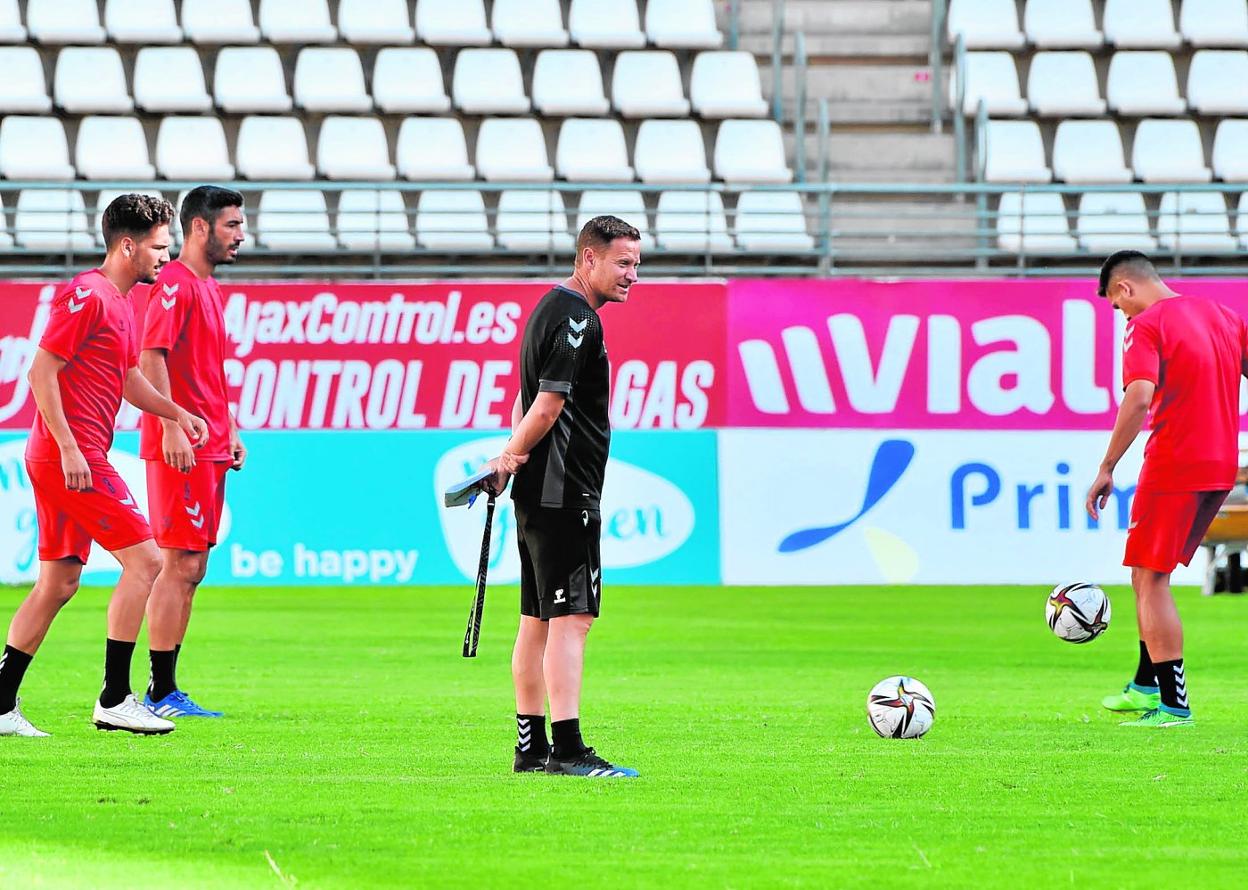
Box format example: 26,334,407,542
513,747,548,773
544,747,639,778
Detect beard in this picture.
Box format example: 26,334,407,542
207,235,237,265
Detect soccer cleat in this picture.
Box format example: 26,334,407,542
513,747,548,773
1102,684,1162,712
93,694,176,735
544,747,639,778
0,699,49,737
145,690,223,718
1120,708,1195,728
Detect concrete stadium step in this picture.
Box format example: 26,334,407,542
786,130,956,182
827,199,979,252
736,0,933,57
761,62,943,124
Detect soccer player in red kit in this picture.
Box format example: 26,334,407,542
139,186,246,719
1086,250,1247,728
0,194,208,737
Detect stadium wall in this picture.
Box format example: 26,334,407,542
2,278,1246,588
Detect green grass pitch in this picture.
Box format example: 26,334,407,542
1,583,1246,888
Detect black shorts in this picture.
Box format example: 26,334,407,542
515,503,602,621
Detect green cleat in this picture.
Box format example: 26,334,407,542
1120,708,1195,728
1102,684,1161,712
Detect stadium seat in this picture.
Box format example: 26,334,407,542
556,119,634,182
181,0,259,43
691,52,769,118
26,0,105,44
1106,52,1186,115
496,190,574,252
0,117,74,180
612,52,691,117
1103,0,1181,48
1052,121,1132,182
258,0,336,43
1022,0,1102,48
0,195,12,248
415,190,493,251
337,0,415,44
492,0,568,47
715,120,792,184
983,120,1051,182
654,191,733,252
92,188,166,247
294,48,372,113
996,192,1078,254
0,47,52,113
155,117,235,180
373,48,450,114
646,0,723,48
453,49,529,115
946,0,1024,49
953,52,1028,116
214,47,292,113
337,190,415,251
396,118,474,180
76,117,155,180
316,117,395,180
236,117,315,180
532,51,609,116
134,48,212,113
54,48,132,114
14,190,93,251
476,119,554,182
635,121,711,184
1239,193,1248,247
735,192,815,253
1212,120,1248,181
1026,52,1106,116
1076,192,1158,252
416,0,492,46
1181,0,1248,47
105,0,180,43
0,0,25,42
577,191,655,250
1186,51,1248,115
1157,191,1238,253
1132,119,1212,182
569,0,646,48
256,190,337,251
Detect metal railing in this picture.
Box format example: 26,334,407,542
930,0,948,134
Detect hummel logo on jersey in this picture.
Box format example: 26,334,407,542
553,588,567,604
1123,330,1134,352
185,501,205,529
567,316,588,348
67,287,91,314
161,283,178,310
118,494,144,516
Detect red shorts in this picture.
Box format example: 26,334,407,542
1124,489,1229,573
27,459,153,563
145,459,230,551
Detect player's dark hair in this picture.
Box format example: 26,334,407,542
575,215,641,264
101,193,175,249
1097,250,1157,297
180,185,245,239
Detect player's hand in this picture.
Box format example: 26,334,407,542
1085,467,1114,521
60,445,92,492
484,457,511,496
176,410,209,451
229,426,247,471
163,422,196,474
499,450,529,475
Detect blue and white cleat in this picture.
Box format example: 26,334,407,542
145,690,224,718
545,747,639,778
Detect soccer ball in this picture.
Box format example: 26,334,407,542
1046,583,1111,643
866,676,936,739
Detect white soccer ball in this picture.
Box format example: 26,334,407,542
1046,582,1111,643
866,675,936,739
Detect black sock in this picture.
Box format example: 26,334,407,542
516,713,549,756
551,718,586,757
174,643,181,674
1132,640,1158,690
148,649,177,702
0,645,35,714
99,639,136,708
1155,658,1190,714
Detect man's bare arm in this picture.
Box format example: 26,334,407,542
1085,379,1155,520
27,348,91,491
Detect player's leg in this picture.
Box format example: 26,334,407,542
512,508,551,771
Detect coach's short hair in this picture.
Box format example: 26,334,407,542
101,193,175,249
1097,249,1157,297
575,215,641,264
180,185,244,239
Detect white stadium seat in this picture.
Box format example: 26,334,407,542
1104,0,1181,48
1181,0,1248,47
0,47,52,113
655,191,734,252
453,49,529,115
134,48,212,113
93,188,166,247
635,120,711,183
1239,193,1248,248
532,51,609,116
182,0,259,44
316,117,395,180
1076,192,1158,253
613,52,691,117
259,0,336,43
1052,121,1132,183
76,117,155,180
946,0,1024,49
735,192,815,252
1132,119,1212,182
556,119,634,182
996,192,1078,254
1106,52,1186,115
0,195,12,249
106,0,180,43
54,48,132,114
396,118,475,181
155,117,235,180
337,0,415,44
215,47,292,113
27,0,105,44
570,0,646,49
715,120,793,183
294,48,372,113
983,120,1051,182
475,119,554,182
236,117,315,180
1027,52,1106,116
1212,119,1248,181
15,190,93,251
0,0,25,42
578,191,655,250
691,52,769,118
1023,0,1102,48
953,52,1028,116
373,48,450,114
337,190,415,252
256,190,337,251
646,0,723,49
1157,191,1238,253
416,0,492,46
0,117,75,180
496,190,574,252
1186,51,1248,115
415,190,493,251
493,0,568,47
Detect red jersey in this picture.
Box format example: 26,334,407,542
26,269,137,465
1122,295,1248,492
139,260,231,461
